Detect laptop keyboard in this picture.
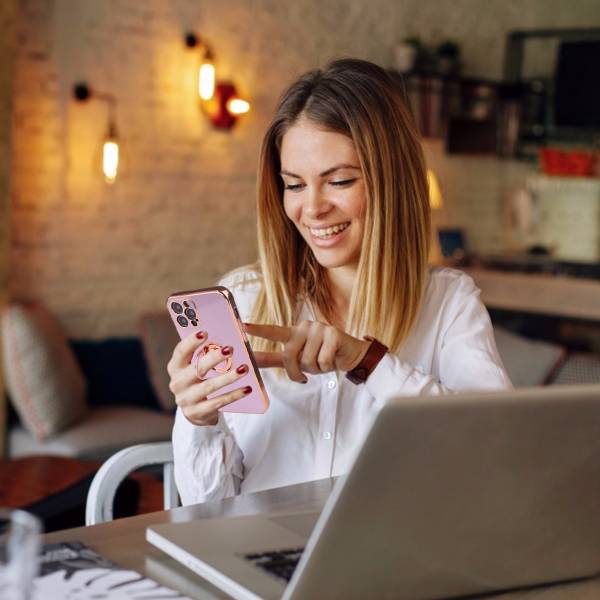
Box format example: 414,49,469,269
244,548,304,583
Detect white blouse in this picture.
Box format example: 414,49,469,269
173,266,512,506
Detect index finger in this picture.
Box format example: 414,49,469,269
253,351,284,369
244,322,292,344
172,331,207,369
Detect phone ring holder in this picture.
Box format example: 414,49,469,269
192,342,233,380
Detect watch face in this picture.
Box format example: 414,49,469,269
346,366,369,385
346,338,388,385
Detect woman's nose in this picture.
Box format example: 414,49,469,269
304,185,332,219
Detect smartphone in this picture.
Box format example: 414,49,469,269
166,286,269,414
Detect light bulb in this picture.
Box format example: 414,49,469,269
103,138,119,184
427,169,444,210
199,60,215,100
226,97,250,115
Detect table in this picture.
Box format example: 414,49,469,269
44,478,600,600
0,455,163,531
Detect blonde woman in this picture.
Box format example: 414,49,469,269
169,59,511,505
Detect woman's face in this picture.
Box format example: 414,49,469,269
280,118,366,271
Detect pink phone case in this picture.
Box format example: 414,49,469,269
167,286,269,414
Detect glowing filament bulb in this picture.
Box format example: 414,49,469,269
199,61,215,100
226,97,250,115
103,139,119,184
427,169,444,210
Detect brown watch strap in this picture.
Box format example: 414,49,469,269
345,336,388,385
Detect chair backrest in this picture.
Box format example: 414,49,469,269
86,441,179,525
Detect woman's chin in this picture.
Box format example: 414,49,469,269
311,247,358,270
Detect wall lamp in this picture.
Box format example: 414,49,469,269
184,32,250,130
73,83,120,184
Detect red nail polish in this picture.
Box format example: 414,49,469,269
301,379,308,384
236,364,248,375
196,331,206,340
222,346,232,356
243,385,252,394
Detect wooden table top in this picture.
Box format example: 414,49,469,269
43,477,600,600
0,455,163,518
0,455,100,507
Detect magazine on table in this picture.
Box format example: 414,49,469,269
35,540,191,599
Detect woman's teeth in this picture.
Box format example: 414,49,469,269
310,222,350,239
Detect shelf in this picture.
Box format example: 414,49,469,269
463,267,600,321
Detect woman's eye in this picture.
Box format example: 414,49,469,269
330,178,357,187
284,182,304,191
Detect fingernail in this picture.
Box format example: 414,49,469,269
196,331,206,340
236,364,248,375
221,346,233,356
243,385,252,394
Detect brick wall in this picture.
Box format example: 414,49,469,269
8,0,600,339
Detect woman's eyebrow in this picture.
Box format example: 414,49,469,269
280,164,361,178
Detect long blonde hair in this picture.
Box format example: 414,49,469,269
249,58,430,355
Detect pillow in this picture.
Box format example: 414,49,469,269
138,312,179,411
549,352,600,385
70,338,162,411
493,325,566,387
1,302,88,440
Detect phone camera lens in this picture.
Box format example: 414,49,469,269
184,308,196,319
171,302,183,314
191,320,198,327
176,315,188,327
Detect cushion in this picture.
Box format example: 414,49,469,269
8,406,174,460
549,352,600,385
70,338,162,411
1,302,88,440
493,325,566,387
138,312,179,411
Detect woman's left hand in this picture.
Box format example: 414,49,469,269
243,321,371,382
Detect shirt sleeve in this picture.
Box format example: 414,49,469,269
365,272,512,403
172,408,244,505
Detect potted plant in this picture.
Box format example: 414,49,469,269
394,36,422,73
436,40,460,75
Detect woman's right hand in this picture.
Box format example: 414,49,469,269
167,331,252,426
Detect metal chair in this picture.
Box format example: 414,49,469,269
85,441,179,525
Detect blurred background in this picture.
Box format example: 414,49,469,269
1,0,600,528
1,0,599,338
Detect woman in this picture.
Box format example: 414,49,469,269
169,58,511,506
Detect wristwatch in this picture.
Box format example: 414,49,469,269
345,336,388,385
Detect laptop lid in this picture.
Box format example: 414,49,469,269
285,384,600,599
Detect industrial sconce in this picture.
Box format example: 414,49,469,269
184,32,250,130
73,83,120,184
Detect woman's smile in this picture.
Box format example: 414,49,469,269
307,221,352,246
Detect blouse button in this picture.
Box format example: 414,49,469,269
327,380,336,389
323,431,332,440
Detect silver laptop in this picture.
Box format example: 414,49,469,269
147,384,600,600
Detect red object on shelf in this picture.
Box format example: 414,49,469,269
539,147,598,177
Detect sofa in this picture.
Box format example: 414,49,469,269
1,303,179,460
